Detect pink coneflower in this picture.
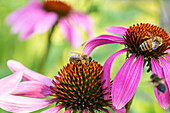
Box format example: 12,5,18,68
6,0,94,48
83,23,170,110
1,60,125,113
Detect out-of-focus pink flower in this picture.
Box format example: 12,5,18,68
83,23,170,110
0,71,54,112
6,0,94,48
1,60,126,113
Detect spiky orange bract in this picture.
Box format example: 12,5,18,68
50,61,111,113
43,0,71,17
124,23,170,58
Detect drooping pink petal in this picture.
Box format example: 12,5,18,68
151,58,170,109
41,104,64,113
102,48,129,100
10,7,42,34
0,95,55,113
8,0,44,40
109,105,126,113
69,12,95,38
82,35,125,55
35,12,58,34
7,60,53,87
112,55,144,109
11,81,52,97
59,18,82,48
18,8,48,40
105,26,127,35
0,71,23,96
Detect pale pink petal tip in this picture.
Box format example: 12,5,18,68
7,60,53,87
0,71,23,96
105,26,127,35
7,60,26,72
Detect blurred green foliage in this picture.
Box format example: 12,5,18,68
0,0,170,113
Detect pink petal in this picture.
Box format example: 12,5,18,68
59,18,82,49
105,26,127,35
41,104,64,113
18,8,47,40
0,95,55,113
164,55,170,62
109,105,126,113
8,0,44,40
7,60,53,87
35,12,58,34
82,35,125,55
11,81,52,97
69,12,95,38
102,48,129,100
165,49,170,53
6,0,41,25
0,71,23,96
159,57,170,89
151,58,170,109
112,55,144,109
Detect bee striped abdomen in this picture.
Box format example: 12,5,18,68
139,39,152,51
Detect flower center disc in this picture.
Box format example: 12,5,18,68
50,61,110,112
43,0,71,17
124,23,170,58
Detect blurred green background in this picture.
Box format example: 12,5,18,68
0,0,170,113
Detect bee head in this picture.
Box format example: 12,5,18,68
150,74,158,79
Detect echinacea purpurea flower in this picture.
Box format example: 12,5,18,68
6,0,94,48
0,60,126,113
83,23,170,110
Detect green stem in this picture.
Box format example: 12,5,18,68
125,94,135,113
38,20,58,73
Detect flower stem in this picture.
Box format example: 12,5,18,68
38,20,58,73
125,94,135,113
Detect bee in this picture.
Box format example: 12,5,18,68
68,52,92,65
150,74,166,95
139,31,163,52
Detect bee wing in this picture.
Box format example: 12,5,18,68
152,41,159,50
69,52,80,55
68,52,82,59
